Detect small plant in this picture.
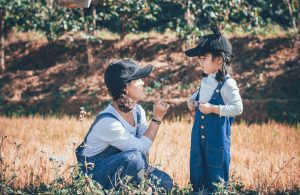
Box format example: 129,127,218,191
0,136,23,194
212,176,245,195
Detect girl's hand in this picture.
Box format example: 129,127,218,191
153,99,170,121
199,103,213,114
199,103,220,114
187,98,198,112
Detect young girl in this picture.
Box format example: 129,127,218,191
185,25,243,194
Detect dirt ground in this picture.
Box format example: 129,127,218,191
0,33,299,123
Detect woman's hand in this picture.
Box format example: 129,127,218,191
187,98,198,112
153,99,170,121
145,99,170,141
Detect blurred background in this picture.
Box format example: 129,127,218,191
0,0,299,123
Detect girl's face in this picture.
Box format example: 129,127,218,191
126,79,146,101
198,53,222,74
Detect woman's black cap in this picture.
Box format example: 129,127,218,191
104,59,153,100
185,25,232,57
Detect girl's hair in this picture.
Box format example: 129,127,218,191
201,51,232,82
114,87,134,113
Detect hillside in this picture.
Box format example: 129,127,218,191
0,33,299,123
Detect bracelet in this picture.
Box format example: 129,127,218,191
151,118,161,125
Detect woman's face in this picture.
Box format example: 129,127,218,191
126,79,146,101
198,53,222,74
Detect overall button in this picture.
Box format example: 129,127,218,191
201,135,205,139
201,115,204,119
216,89,220,93
200,125,204,129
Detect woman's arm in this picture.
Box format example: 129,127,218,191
93,100,169,155
94,118,153,155
143,100,169,141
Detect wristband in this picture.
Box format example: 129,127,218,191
151,118,161,125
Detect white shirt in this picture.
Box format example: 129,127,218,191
191,74,243,117
83,104,152,157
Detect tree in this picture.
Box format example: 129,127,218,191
0,0,42,71
107,0,161,39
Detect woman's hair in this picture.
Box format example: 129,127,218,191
201,51,232,83
114,87,134,113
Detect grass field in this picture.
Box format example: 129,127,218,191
0,116,299,193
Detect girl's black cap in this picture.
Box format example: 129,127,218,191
104,59,153,100
185,25,232,57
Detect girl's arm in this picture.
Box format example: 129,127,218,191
199,78,243,117
219,79,243,116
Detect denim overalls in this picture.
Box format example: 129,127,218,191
75,106,173,192
190,77,234,193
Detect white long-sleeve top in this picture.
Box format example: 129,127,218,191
83,104,152,157
191,74,243,117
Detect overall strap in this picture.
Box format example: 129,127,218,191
196,76,230,101
136,105,141,125
83,112,123,143
195,85,201,101
76,112,123,156
215,76,230,91
210,76,231,100
84,106,141,142
135,105,142,137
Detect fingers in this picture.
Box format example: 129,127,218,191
198,103,202,110
153,99,170,120
155,99,169,107
187,99,199,112
188,103,196,111
159,101,170,110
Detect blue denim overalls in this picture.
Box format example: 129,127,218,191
75,106,173,192
190,77,234,193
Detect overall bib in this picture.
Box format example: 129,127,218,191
75,107,173,192
190,77,234,193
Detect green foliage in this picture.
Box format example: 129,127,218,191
247,0,299,31
0,0,298,42
59,85,77,99
37,6,79,41
101,0,162,37
212,177,245,194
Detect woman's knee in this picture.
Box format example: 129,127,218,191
160,174,173,192
150,169,173,192
123,150,147,175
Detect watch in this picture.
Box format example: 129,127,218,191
151,118,161,125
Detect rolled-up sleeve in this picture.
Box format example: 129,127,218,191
94,118,152,154
219,79,243,117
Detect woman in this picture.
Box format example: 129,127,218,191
75,59,173,192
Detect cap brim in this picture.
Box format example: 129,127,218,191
129,65,153,81
185,46,206,57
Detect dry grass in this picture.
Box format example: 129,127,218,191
0,116,299,192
